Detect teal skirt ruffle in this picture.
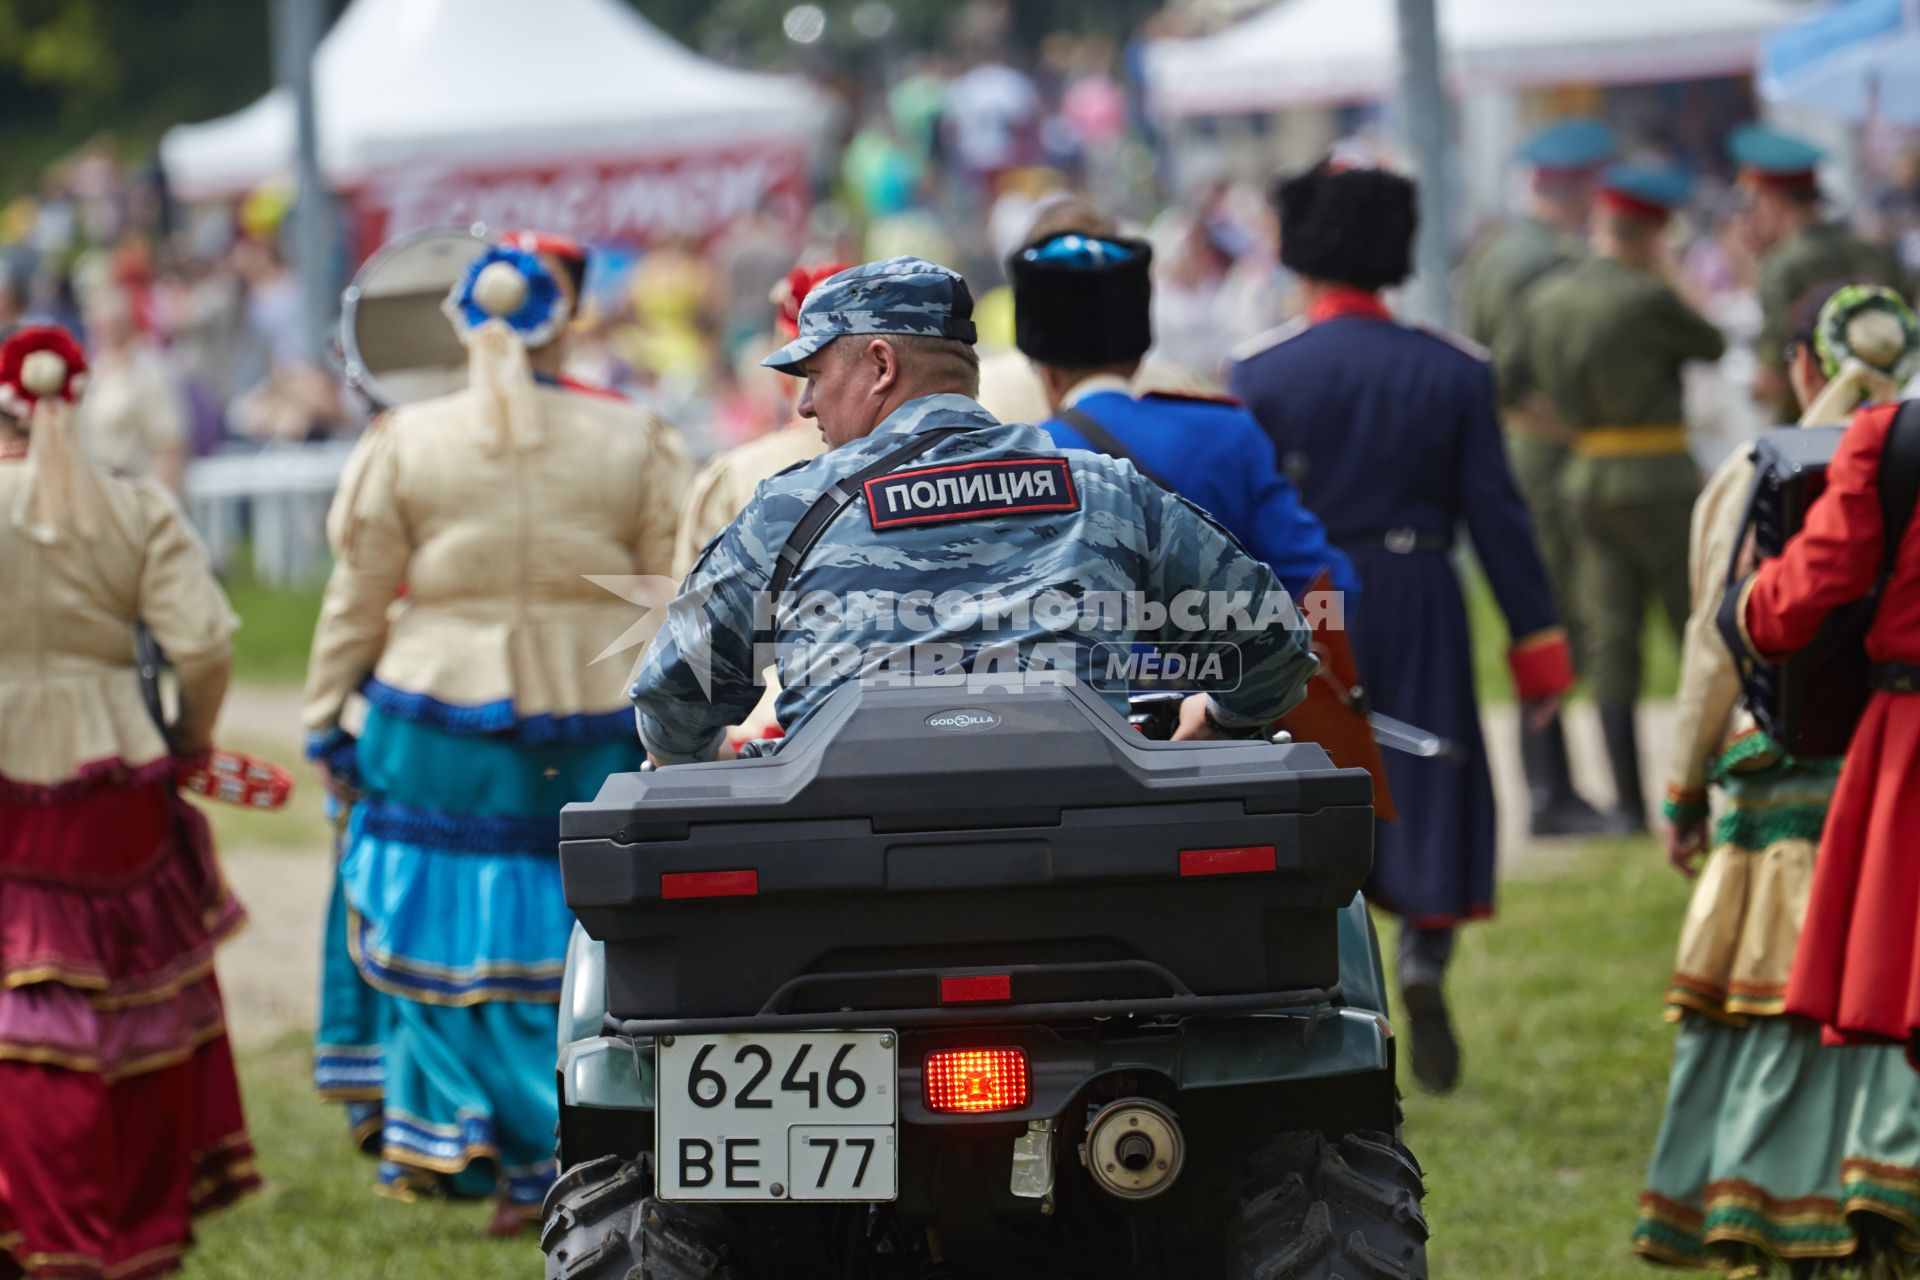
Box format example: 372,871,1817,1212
1635,1014,1920,1267
339,707,642,1006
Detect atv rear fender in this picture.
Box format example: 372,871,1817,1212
556,888,1390,1119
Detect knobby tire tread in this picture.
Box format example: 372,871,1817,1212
1229,1130,1429,1280
541,1156,730,1280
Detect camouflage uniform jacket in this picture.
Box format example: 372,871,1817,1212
630,393,1317,762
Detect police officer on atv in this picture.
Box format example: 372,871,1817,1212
629,256,1320,759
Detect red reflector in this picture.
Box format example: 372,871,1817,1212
940,973,1012,1004
923,1048,1030,1113
660,869,758,900
1179,845,1277,877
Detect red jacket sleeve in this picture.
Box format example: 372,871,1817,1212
1744,403,1899,658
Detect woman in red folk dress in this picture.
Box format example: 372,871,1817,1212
1729,397,1920,1070
0,326,258,1278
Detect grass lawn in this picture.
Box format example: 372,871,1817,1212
179,1033,539,1280
183,836,1698,1278
1405,837,1691,1279
224,565,325,687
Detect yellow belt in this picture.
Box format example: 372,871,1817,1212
1572,424,1690,458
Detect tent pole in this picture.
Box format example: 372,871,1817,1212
1393,0,1455,329
272,0,333,366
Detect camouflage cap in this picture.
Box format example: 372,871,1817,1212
761,256,978,375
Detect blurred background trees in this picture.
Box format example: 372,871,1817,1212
0,0,1162,193
0,0,284,190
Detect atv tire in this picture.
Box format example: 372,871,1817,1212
1228,1130,1428,1279
541,1155,731,1280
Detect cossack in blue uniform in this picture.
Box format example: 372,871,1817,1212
1231,158,1574,1094
1233,298,1567,923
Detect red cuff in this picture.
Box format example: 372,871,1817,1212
1508,628,1575,701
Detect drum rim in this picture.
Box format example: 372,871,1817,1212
339,222,491,411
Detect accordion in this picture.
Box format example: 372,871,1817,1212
1728,426,1874,758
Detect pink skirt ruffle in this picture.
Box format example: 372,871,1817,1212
0,973,229,1080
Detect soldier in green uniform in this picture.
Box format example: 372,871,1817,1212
1732,123,1907,421
1461,118,1617,836
1496,165,1725,832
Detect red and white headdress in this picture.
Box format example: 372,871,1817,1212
0,325,89,423
1,325,103,542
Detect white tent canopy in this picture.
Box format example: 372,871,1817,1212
162,0,825,199
1146,0,1801,119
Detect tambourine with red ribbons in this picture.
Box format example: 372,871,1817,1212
176,750,295,809
135,623,295,810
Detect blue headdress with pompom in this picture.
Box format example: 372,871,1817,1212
443,245,568,348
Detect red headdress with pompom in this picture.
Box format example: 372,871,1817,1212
771,261,852,340
0,325,89,423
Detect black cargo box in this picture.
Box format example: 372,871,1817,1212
560,683,1373,1025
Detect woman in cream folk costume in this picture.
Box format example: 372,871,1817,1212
1635,282,1920,1272
303,244,689,1234
0,325,258,1277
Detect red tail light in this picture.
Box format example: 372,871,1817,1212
939,973,1011,1004
1178,845,1276,877
923,1047,1030,1114
660,869,758,900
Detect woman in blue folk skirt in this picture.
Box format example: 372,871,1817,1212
304,241,688,1232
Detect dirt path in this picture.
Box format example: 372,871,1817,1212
205,683,329,1048
218,847,332,1048
207,683,1679,1049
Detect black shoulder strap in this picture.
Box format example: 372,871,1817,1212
1878,399,1920,578
134,621,170,736
1058,404,1171,489
766,426,969,605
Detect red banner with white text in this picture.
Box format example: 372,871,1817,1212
346,142,810,263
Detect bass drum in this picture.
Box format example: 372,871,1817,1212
339,225,489,412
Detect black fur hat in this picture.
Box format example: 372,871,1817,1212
1010,233,1154,368
1273,161,1418,291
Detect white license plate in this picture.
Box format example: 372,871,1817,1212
655,1030,897,1202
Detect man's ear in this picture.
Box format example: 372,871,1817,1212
867,337,901,396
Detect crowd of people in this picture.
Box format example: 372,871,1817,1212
0,10,1204,473
6,32,1920,1273
15,15,1920,482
